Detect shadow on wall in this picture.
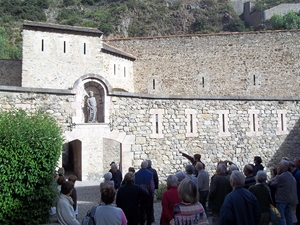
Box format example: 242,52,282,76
267,118,300,169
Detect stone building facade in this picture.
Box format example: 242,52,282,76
0,21,300,181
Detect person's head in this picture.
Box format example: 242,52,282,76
294,157,300,169
277,160,289,174
58,167,65,176
194,154,201,162
216,163,227,175
128,167,135,173
147,160,152,168
103,172,112,181
123,172,135,184
101,186,116,205
195,162,204,171
61,181,74,196
243,164,254,177
185,164,194,175
167,175,178,188
57,175,66,185
175,171,186,184
68,174,77,184
254,156,262,165
230,170,245,189
289,161,296,171
228,164,238,174
270,167,277,178
256,170,267,183
110,163,118,173
141,160,148,168
178,178,198,204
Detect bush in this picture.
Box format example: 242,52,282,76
0,109,64,225
155,183,167,200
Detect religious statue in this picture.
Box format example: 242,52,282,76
87,91,97,123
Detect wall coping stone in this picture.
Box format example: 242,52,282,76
109,91,300,101
0,85,75,95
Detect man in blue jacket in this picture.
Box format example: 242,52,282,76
220,170,261,225
135,160,155,225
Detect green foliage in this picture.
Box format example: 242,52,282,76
0,109,63,225
155,183,167,200
0,28,22,60
223,20,246,32
270,11,300,30
63,0,76,6
0,0,49,21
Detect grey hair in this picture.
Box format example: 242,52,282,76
217,163,227,175
175,171,186,184
280,160,289,171
141,160,148,168
256,170,267,183
147,160,152,167
229,164,238,173
167,175,178,187
103,172,112,180
110,163,118,169
185,164,194,175
195,162,204,171
230,170,245,188
178,178,199,204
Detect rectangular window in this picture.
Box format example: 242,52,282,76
253,75,256,85
246,109,263,136
83,43,86,55
63,41,66,53
276,110,288,135
150,109,164,138
216,110,231,137
155,114,159,134
124,67,126,77
153,79,156,90
185,109,198,137
202,77,205,88
114,64,116,75
41,39,44,52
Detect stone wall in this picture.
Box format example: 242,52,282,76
106,30,300,98
0,60,22,86
22,29,103,89
109,94,300,178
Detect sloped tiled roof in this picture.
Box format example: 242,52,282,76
102,42,136,61
23,20,103,36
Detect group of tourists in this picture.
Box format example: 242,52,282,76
52,154,300,225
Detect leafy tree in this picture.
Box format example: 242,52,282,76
270,11,300,30
0,109,64,225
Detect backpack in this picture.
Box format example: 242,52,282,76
81,206,98,225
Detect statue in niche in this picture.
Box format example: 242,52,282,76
87,91,97,123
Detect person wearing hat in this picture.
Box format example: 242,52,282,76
100,172,114,191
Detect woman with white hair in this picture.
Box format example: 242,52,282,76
100,172,114,191
160,175,181,225
172,178,209,225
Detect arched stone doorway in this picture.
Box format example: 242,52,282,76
62,139,82,181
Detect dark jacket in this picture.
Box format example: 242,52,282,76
220,187,261,225
109,169,122,189
208,173,232,213
116,183,149,225
249,183,272,213
147,166,159,189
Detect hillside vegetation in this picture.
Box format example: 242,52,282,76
0,0,300,59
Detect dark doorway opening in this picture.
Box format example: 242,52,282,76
62,139,82,181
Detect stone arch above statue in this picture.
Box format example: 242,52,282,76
72,74,111,124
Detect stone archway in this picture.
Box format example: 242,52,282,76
71,74,112,124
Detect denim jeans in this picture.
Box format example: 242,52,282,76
276,202,293,225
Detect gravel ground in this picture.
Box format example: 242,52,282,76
76,181,161,225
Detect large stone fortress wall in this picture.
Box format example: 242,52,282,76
110,94,300,176
106,31,300,97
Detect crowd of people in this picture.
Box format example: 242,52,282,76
51,154,300,225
